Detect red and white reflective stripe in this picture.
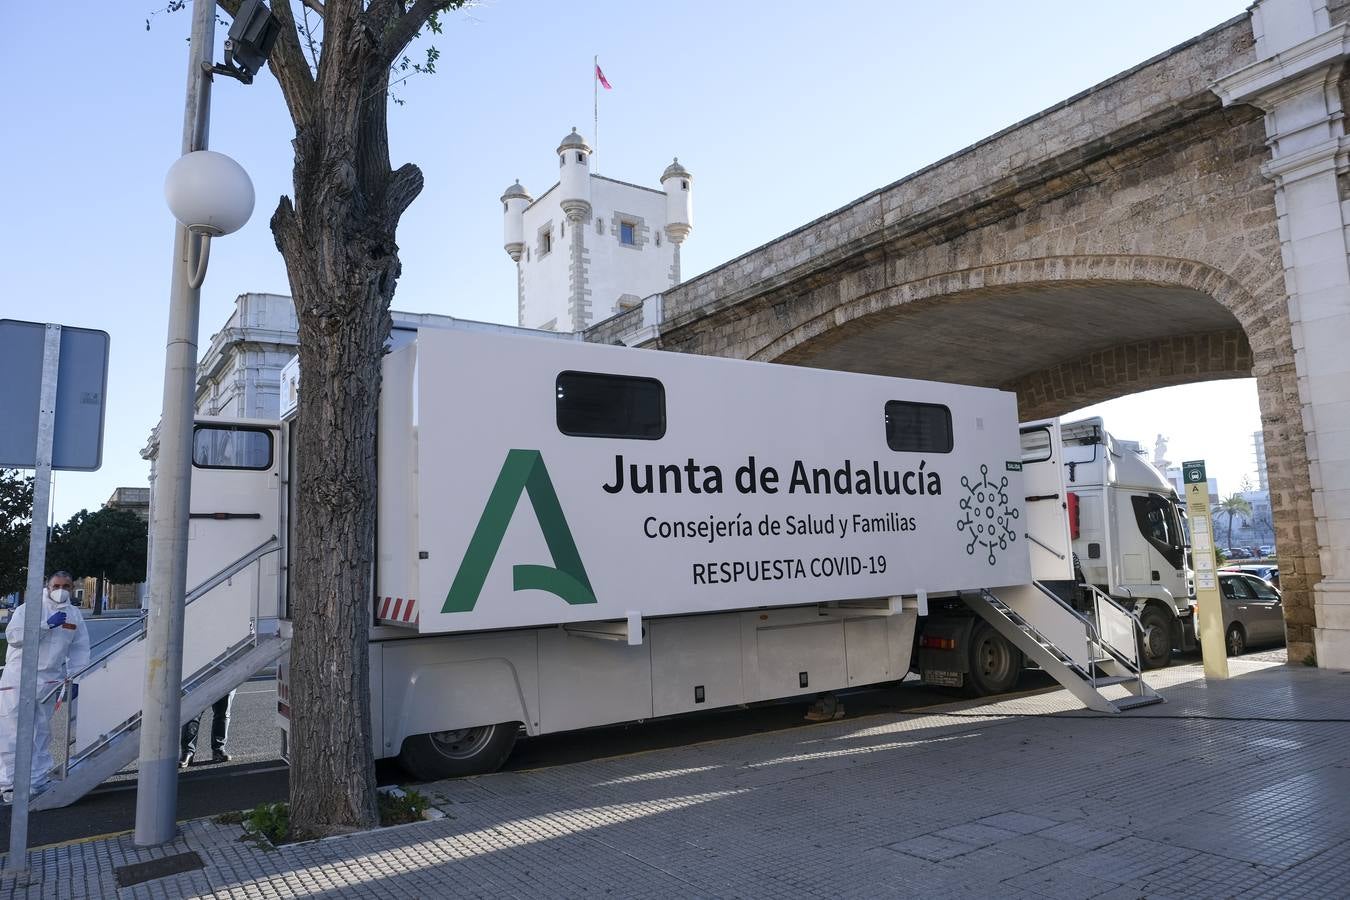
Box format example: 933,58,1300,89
375,595,418,624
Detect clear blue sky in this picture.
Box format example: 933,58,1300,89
1,0,1256,520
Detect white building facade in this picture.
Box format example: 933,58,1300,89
503,129,692,332
195,292,300,419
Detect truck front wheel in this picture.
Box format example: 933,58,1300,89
966,621,1023,696
1137,606,1173,670
398,722,519,780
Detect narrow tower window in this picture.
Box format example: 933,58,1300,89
542,231,552,255
620,222,636,245
577,152,585,163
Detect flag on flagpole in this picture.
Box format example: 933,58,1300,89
596,63,612,90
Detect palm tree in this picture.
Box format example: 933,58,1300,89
1218,494,1253,553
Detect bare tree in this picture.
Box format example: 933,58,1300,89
215,0,464,838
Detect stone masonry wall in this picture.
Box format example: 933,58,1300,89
1012,331,1253,420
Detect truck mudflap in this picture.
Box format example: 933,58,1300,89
917,618,975,687
1178,609,1198,651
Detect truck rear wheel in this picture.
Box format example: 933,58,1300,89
398,722,518,780
1137,606,1173,670
966,621,1023,696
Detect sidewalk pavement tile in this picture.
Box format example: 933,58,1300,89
4,656,1349,898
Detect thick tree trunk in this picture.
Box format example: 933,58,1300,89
280,214,395,838
236,0,435,840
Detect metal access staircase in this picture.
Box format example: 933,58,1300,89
964,582,1162,713
30,538,288,811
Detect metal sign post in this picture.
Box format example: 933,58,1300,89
6,324,61,874
0,319,109,873
1183,460,1230,680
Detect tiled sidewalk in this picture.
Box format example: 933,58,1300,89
4,656,1348,898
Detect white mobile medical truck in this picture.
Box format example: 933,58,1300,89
33,318,1158,807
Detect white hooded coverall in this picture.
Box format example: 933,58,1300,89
0,591,91,790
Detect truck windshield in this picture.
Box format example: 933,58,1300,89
1131,493,1185,569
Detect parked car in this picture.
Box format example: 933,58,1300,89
1215,572,1286,655
1259,545,1275,557
1222,547,1254,560
1220,563,1279,589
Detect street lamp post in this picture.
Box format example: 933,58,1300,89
134,0,261,845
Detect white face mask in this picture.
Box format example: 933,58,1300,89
48,588,71,607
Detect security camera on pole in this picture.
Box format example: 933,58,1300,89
134,0,273,847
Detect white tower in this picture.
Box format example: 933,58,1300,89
661,158,693,283
507,129,691,332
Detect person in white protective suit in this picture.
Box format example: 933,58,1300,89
0,571,91,798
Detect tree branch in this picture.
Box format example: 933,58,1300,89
386,163,424,222
301,0,324,14
377,0,457,66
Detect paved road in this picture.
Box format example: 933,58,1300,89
2,673,990,852
1,645,1280,852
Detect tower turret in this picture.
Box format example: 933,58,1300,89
500,180,532,262
661,158,693,241
661,158,693,283
557,127,593,222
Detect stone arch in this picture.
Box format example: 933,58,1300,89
750,254,1275,368
1011,331,1252,420
733,253,1317,656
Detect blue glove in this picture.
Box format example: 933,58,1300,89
46,611,67,629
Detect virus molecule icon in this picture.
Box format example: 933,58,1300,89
955,464,1019,565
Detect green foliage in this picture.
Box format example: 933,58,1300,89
235,790,429,844
378,788,429,826
1303,653,1317,667
245,801,291,845
48,508,148,587
1217,494,1253,552
0,470,34,595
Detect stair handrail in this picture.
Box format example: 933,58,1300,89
1081,582,1144,671
979,586,1100,680
1028,581,1103,642
42,536,280,702
1023,582,1142,688
1080,582,1146,628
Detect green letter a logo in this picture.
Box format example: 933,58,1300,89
443,449,596,613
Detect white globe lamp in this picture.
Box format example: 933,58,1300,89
164,150,255,236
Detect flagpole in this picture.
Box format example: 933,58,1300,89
593,54,599,174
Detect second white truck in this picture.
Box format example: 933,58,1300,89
915,417,1195,695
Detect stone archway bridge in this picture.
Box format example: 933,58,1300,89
586,0,1350,668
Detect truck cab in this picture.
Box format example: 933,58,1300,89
1052,417,1194,668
